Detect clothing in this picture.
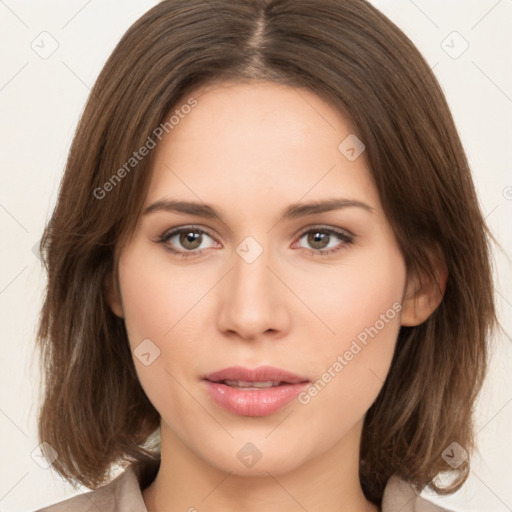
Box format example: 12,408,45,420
35,461,451,512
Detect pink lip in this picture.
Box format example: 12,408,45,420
201,366,310,417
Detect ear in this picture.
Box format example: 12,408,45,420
104,271,124,318
401,249,448,327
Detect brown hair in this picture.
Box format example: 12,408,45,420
36,0,498,506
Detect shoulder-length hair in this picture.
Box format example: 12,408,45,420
36,0,497,506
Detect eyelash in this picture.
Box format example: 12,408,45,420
156,225,354,258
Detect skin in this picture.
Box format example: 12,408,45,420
108,81,445,512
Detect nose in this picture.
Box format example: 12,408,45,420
216,241,292,342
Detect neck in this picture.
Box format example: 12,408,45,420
142,419,378,512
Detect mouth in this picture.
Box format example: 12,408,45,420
202,365,309,385
201,366,310,416
215,380,295,389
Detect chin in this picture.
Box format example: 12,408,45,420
189,431,315,477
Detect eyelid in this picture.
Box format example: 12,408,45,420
157,225,219,246
159,224,215,239
294,224,355,239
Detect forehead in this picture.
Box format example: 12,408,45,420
145,81,380,218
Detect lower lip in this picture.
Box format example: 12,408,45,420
203,380,309,416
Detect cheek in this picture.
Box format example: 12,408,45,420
116,248,211,432
296,243,406,426
296,314,400,453
116,244,205,394
117,241,212,348
305,241,406,345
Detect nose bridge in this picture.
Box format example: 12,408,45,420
231,235,274,310
233,238,271,298
217,235,288,338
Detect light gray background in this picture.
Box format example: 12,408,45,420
0,1,511,511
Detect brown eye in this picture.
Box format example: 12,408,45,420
178,231,203,250
296,227,353,256
306,231,330,250
158,226,217,257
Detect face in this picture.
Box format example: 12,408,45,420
110,81,412,476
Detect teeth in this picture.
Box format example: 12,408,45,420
223,380,282,388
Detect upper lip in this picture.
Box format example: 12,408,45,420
202,365,309,384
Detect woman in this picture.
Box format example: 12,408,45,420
34,0,497,510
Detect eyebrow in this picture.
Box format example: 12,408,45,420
143,198,374,222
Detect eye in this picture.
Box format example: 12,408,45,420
293,226,354,256
157,226,218,257
156,225,354,259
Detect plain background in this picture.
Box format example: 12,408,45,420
0,1,511,511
